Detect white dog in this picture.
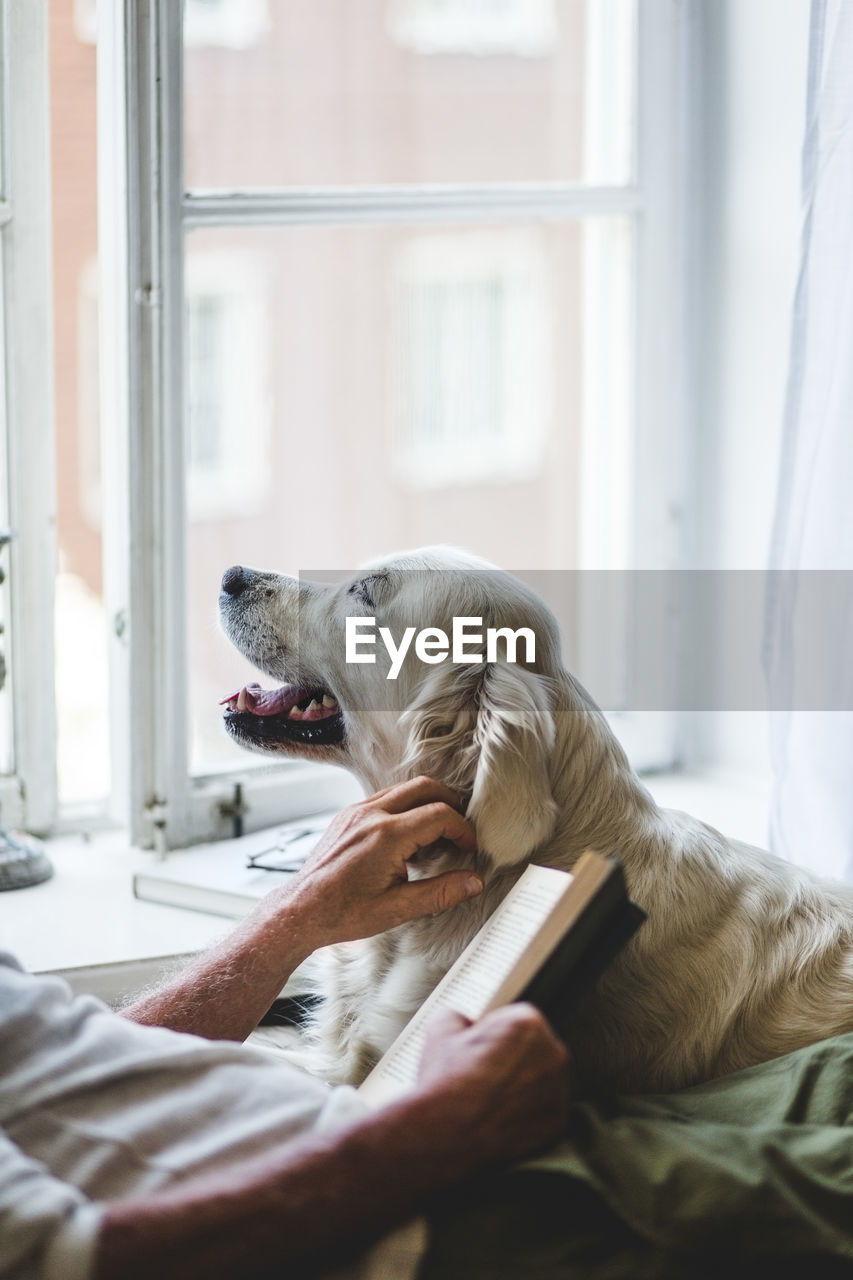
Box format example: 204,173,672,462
218,547,853,1094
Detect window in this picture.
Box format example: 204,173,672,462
387,0,559,56
0,1,58,833
76,0,269,49
392,229,551,489
5,0,687,849
186,251,271,522
183,0,269,50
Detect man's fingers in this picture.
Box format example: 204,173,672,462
395,801,478,854
371,776,467,816
397,869,483,918
423,1005,472,1038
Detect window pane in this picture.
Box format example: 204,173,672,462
0,243,11,776
50,0,110,805
184,0,635,189
0,9,6,201
186,218,632,772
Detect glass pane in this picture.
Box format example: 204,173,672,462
186,218,633,773
0,242,11,776
50,0,110,805
184,0,635,189
0,6,6,202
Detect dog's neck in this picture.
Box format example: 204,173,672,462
346,669,663,877
542,670,663,868
347,724,424,803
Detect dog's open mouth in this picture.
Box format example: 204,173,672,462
220,681,345,746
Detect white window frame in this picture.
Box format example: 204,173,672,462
77,0,269,50
75,249,273,531
0,0,58,834
93,0,689,850
576,1,688,770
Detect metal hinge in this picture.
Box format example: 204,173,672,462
145,796,169,859
218,782,248,839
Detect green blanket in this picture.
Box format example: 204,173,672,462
420,1034,853,1278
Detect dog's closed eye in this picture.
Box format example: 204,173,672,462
347,574,388,609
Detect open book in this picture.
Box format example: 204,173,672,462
359,851,645,1106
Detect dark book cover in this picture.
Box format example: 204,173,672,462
517,856,646,1038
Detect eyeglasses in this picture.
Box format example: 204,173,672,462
245,821,329,873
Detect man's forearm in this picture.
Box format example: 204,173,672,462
98,1002,571,1280
121,782,482,1043
93,1087,494,1280
122,888,314,1041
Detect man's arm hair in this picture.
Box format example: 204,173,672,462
122,780,482,1043
121,888,317,1042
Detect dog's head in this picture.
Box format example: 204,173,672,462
218,546,563,867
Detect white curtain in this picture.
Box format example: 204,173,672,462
766,0,853,881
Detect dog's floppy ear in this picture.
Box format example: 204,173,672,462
400,661,558,867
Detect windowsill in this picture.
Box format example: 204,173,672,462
0,768,774,1001
643,767,773,850
0,831,233,997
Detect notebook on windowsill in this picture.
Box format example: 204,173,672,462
132,813,336,919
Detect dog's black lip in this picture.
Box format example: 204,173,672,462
223,708,346,747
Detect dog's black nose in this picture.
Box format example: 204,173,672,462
221,565,247,596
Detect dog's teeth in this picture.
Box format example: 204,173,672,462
288,706,303,719
236,688,248,712
322,694,338,709
305,699,321,712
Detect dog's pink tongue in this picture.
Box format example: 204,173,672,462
219,682,301,716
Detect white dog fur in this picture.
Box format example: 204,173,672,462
219,546,853,1094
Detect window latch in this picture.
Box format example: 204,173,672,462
145,796,169,859
0,528,14,692
218,782,247,839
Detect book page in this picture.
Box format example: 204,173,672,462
359,864,573,1104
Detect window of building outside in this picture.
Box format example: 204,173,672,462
392,228,554,490
36,0,682,851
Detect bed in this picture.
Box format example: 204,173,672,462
418,1032,853,1278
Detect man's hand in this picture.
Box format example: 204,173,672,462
415,1003,572,1168
123,777,483,1042
285,776,484,954
97,1003,573,1280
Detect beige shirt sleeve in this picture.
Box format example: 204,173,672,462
0,1129,102,1280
